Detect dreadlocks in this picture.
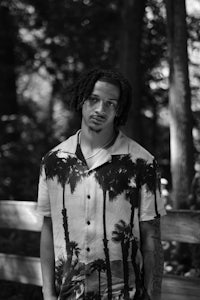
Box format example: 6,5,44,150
67,68,132,127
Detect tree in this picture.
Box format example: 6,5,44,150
90,259,107,299
55,242,81,292
94,155,134,299
119,0,147,142
43,151,86,270
109,156,157,300
165,0,194,208
43,151,86,242
112,220,131,299
128,158,157,300
94,154,142,299
94,164,114,299
0,4,18,115
43,151,71,252
44,150,87,297
55,256,85,300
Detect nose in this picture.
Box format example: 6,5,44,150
94,99,105,113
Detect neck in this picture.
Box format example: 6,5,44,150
80,123,116,151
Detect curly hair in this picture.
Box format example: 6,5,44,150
67,68,132,127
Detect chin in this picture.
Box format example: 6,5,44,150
88,125,102,133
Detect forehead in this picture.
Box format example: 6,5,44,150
92,80,120,100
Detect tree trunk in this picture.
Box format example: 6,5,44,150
0,4,19,145
165,0,194,208
98,270,101,298
122,242,130,300
0,5,17,115
102,189,112,299
119,0,146,143
62,185,71,265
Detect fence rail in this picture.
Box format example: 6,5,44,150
0,200,200,300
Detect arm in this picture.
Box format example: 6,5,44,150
40,216,57,300
140,217,164,300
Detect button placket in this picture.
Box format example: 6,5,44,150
86,171,97,261
85,175,92,260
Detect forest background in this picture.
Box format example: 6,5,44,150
0,0,200,299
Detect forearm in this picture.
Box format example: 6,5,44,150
40,217,57,300
142,240,163,300
140,218,164,300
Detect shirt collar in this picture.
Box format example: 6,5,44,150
63,129,130,171
70,129,129,155
67,129,81,154
107,130,130,156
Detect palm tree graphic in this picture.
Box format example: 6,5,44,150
130,158,159,300
112,220,131,300
95,161,118,300
90,259,107,299
95,155,158,299
43,150,87,292
44,150,86,253
113,157,145,300
43,149,159,299
58,241,83,300
56,257,85,300
94,154,136,299
135,158,161,213
55,242,80,294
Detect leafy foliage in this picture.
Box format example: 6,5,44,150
0,0,200,298
43,151,86,192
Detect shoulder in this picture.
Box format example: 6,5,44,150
45,130,79,157
119,131,154,163
41,131,79,167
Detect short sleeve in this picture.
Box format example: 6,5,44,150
139,159,166,221
36,160,51,217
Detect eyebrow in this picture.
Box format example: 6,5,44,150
91,93,118,101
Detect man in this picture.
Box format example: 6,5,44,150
37,68,166,300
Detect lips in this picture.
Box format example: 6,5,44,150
90,115,106,124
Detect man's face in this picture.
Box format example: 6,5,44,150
82,80,120,133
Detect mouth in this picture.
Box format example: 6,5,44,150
90,115,106,124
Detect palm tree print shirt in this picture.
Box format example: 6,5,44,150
37,130,166,300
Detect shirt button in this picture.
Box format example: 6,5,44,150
87,221,90,225
86,247,90,252
87,195,90,199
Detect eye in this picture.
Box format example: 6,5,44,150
105,101,113,107
87,95,99,103
105,101,117,109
